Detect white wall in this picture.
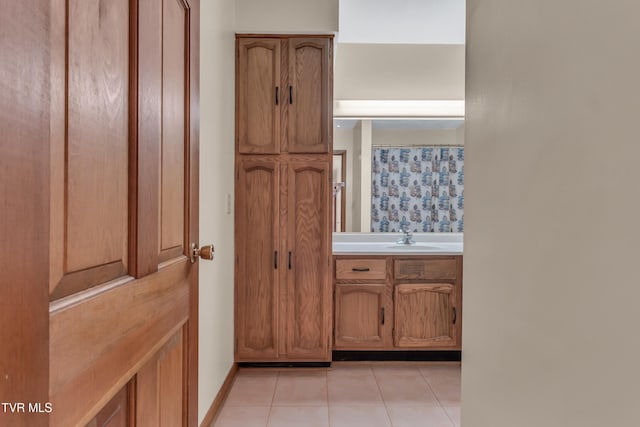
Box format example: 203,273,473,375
339,0,465,44
463,2,640,427
335,43,465,100
199,0,236,424
334,128,355,232
235,0,338,33
373,128,462,147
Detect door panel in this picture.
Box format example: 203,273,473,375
394,283,457,348
334,284,386,349
235,159,280,360
50,0,130,301
285,160,331,360
288,38,331,154
136,329,184,427
237,39,281,154
160,0,187,261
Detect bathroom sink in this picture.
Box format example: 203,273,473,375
386,243,442,250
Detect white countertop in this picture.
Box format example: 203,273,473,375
333,233,463,255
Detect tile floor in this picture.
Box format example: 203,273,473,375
212,362,461,427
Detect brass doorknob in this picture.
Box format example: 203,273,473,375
190,243,215,264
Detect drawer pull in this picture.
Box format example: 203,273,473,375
351,267,370,272
381,307,385,325
453,307,457,324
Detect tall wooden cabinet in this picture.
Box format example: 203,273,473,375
235,34,333,362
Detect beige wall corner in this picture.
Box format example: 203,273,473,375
464,1,640,427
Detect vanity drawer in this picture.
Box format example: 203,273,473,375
394,258,457,281
336,259,387,280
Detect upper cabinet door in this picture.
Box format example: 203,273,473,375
287,38,332,154
237,38,281,154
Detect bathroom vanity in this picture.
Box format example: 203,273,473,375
333,234,463,352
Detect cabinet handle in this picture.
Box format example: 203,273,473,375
289,86,293,104
275,86,279,105
351,267,370,272
381,307,385,325
274,251,278,269
453,307,457,324
288,251,292,269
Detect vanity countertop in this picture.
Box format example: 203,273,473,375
332,233,463,255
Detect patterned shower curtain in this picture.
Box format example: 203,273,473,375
371,147,464,233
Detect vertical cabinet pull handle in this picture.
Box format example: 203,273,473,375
381,307,385,325
275,86,279,105
288,251,292,269
453,307,457,324
289,86,293,104
274,251,278,269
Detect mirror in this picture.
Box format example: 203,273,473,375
333,118,465,233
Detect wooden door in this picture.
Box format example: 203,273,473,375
393,284,458,348
235,158,280,360
283,159,332,360
237,38,282,154
0,0,200,425
334,284,387,349
287,38,332,154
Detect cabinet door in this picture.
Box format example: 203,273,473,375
236,158,280,360
335,284,387,349
394,283,458,348
237,38,281,154
287,38,332,153
284,160,332,360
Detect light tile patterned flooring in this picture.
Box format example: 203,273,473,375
212,363,461,427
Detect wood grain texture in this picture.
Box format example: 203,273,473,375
284,159,331,360
394,258,458,281
393,283,457,348
0,0,50,425
186,1,200,425
335,259,387,280
237,38,281,154
136,329,184,427
334,284,386,349
131,0,162,278
86,385,128,427
65,0,130,275
160,0,187,255
287,38,331,154
235,158,280,360
49,259,190,427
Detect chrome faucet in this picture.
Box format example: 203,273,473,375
397,228,416,245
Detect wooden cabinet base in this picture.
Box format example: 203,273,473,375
333,255,462,352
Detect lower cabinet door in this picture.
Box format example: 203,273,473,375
334,284,387,349
394,283,458,348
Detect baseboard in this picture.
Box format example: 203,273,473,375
199,363,238,427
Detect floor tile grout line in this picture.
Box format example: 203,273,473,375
265,369,280,427
419,368,458,427
371,366,397,427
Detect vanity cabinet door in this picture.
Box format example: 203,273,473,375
287,38,332,154
237,38,282,154
394,283,458,348
334,284,387,349
235,158,280,360
283,159,332,360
